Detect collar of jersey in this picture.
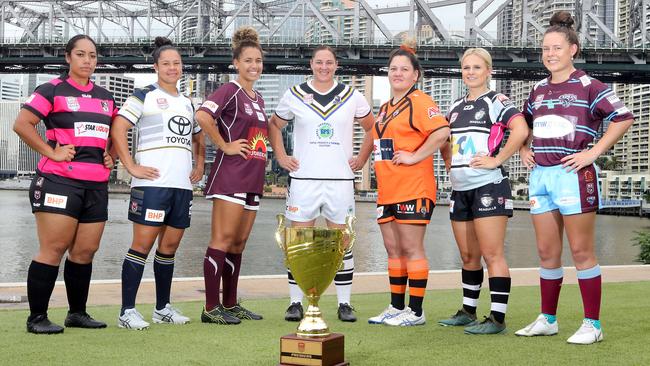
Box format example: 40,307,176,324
290,81,353,120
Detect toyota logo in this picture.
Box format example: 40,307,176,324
168,115,192,136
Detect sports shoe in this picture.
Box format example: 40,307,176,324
515,314,558,337
118,308,150,330
566,319,603,345
383,308,426,327
64,311,107,328
337,303,357,322
464,314,506,335
368,304,406,324
152,303,190,324
284,302,303,322
26,314,64,334
225,303,263,320
438,309,478,327
201,305,241,325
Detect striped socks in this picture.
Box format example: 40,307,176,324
489,277,511,323
461,268,483,315
121,249,147,315
407,259,429,317
388,257,407,310
334,250,354,305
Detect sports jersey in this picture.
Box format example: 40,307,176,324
22,75,116,188
199,80,268,195
523,69,634,166
372,87,449,205
118,83,201,190
446,90,522,191
274,80,371,180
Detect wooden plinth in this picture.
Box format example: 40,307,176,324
279,333,348,366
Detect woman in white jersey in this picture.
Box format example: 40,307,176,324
269,45,375,322
438,48,528,334
111,37,205,330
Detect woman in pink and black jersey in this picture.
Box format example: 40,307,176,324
13,35,117,334
515,11,634,344
195,27,267,324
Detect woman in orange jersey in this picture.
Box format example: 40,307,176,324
368,40,450,326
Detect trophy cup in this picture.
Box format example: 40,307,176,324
276,214,355,366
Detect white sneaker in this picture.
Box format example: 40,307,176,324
383,308,426,326
152,303,190,324
567,319,603,345
368,304,406,324
515,314,559,336
118,308,150,330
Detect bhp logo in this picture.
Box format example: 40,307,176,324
43,193,67,209
145,209,165,223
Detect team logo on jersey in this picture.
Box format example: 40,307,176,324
376,111,386,124
244,103,254,116
498,197,504,205
202,101,219,113
157,98,169,109
304,94,314,104
451,135,476,157
316,123,334,139
101,101,109,112
584,170,594,182
558,94,577,108
36,177,44,187
586,182,595,195
428,106,440,119
33,190,41,200
333,95,341,105
586,196,596,205
168,115,192,136
66,97,80,111
247,127,269,161
474,109,486,120
480,196,493,207
463,105,474,111
449,112,458,124
533,94,545,109
130,200,139,214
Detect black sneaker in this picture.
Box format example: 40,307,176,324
64,311,107,329
201,305,241,325
284,302,303,322
225,303,263,320
27,314,64,334
337,303,357,322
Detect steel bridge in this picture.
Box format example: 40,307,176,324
1,0,649,82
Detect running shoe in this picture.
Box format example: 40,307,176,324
27,314,64,334
284,302,303,322
383,308,426,327
464,314,506,335
201,305,241,325
515,314,558,337
225,303,263,320
65,311,107,328
567,319,603,345
337,303,357,322
368,304,406,324
152,303,190,324
438,309,478,327
118,308,150,330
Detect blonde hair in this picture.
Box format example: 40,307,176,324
460,48,493,86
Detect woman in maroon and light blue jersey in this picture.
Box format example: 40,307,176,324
195,27,267,324
13,34,117,334
514,12,634,344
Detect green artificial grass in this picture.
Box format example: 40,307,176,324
2,282,649,365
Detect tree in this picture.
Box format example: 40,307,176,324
517,176,527,184
644,190,650,203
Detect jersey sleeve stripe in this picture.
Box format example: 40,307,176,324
274,111,292,121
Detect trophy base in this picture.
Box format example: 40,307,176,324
279,333,347,366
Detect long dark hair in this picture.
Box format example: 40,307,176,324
65,34,97,56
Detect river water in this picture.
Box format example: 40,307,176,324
1,190,647,283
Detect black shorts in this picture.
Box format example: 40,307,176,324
29,174,108,223
377,198,434,224
450,178,513,221
128,187,193,229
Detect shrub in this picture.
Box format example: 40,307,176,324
632,230,650,264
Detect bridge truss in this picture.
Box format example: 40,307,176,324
0,0,649,81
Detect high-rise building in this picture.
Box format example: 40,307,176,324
615,0,650,173
0,78,22,101
0,101,45,177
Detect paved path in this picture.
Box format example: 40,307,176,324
1,265,649,310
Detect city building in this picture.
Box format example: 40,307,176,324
599,170,649,201
0,101,45,178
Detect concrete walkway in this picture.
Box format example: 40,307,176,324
1,265,649,310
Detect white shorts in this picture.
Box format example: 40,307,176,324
285,178,355,224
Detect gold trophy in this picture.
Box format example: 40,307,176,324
276,214,355,366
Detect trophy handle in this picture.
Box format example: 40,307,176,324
343,215,356,253
275,214,287,252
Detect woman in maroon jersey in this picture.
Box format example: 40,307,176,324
195,27,267,324
13,34,116,334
